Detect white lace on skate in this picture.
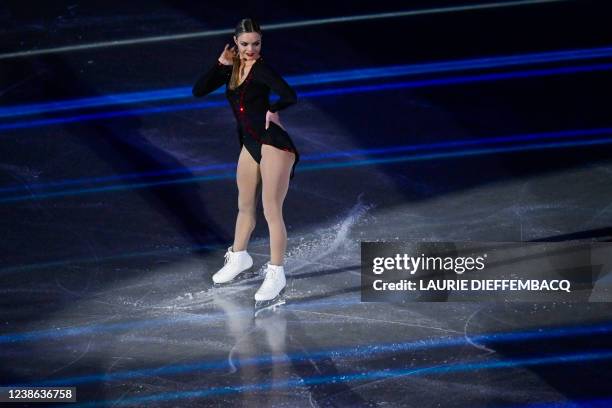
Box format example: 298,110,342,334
260,268,278,289
255,263,286,301
212,246,253,284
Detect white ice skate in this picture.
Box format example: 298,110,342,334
254,262,287,313
211,246,254,285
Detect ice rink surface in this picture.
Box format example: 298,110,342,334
1,1,612,406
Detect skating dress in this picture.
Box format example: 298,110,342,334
192,55,299,179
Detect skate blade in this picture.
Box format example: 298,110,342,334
254,288,287,316
254,298,286,317
212,270,257,288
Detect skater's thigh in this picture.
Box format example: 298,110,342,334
260,144,294,209
236,146,261,210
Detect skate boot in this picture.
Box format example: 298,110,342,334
211,246,254,285
254,262,287,313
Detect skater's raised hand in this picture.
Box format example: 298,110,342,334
218,44,237,66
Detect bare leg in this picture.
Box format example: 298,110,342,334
232,146,261,251
260,144,295,266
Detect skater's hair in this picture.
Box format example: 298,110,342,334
229,18,262,90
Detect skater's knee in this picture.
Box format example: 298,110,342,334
237,201,257,216
263,204,282,223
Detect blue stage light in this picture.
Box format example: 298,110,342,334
2,62,612,132
1,46,611,119
0,130,610,204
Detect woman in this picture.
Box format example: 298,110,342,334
192,18,299,304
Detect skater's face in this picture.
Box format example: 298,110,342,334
234,32,261,62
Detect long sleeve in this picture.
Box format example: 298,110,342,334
192,59,232,97
256,62,297,112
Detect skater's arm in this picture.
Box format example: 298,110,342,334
256,62,297,112
192,58,232,97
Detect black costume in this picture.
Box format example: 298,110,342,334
192,56,299,179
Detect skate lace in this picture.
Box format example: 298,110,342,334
261,267,277,288
223,251,232,265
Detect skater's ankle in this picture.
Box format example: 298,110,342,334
267,263,284,271
231,246,247,253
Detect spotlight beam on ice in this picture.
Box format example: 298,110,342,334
24,351,612,407
4,321,612,387
2,61,612,132
2,44,611,119
0,127,610,196
0,0,568,60
0,128,610,205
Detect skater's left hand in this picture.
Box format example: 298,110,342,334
265,111,286,131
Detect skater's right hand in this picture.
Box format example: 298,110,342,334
218,44,237,66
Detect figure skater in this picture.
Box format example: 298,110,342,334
192,18,299,306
